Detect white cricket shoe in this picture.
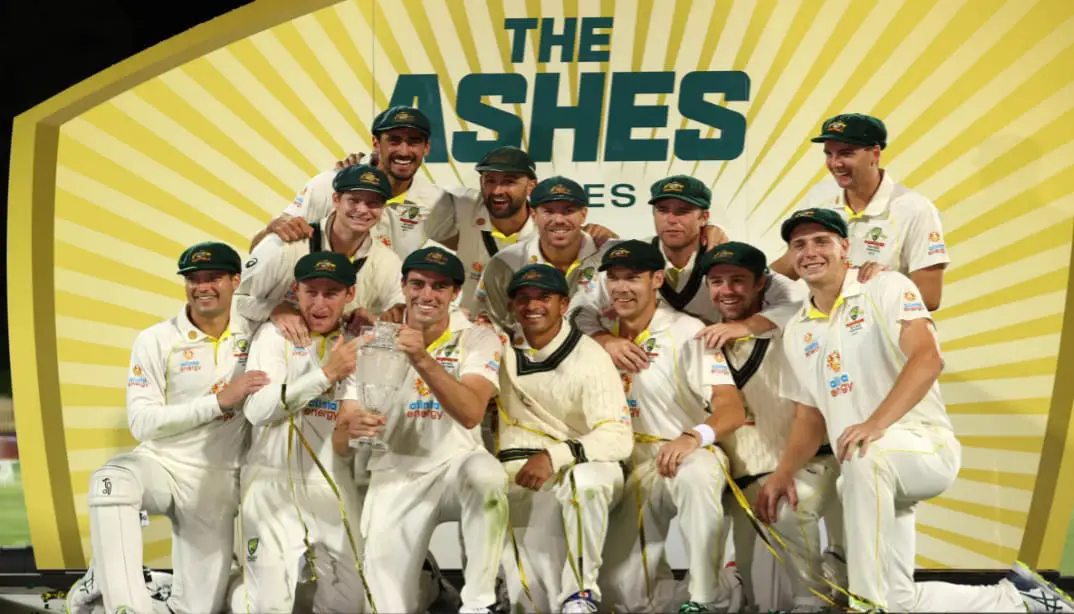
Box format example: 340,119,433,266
1008,561,1074,613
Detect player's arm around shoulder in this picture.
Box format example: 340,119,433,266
234,234,291,325
473,252,513,331
545,340,634,472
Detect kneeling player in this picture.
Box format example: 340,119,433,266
335,247,508,613
495,264,634,614
592,241,747,614
71,243,264,614
240,252,369,613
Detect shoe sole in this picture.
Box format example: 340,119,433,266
1013,561,1074,611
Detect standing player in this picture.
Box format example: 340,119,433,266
70,242,266,614
592,241,747,614
770,113,951,311
775,208,1073,613
474,176,614,342
495,264,634,614
698,242,839,612
236,164,403,342
240,251,367,613
250,105,447,259
333,247,508,614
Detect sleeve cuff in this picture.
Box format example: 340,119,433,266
546,442,576,473
203,392,224,417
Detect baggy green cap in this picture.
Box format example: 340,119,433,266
402,247,466,285
507,263,569,298
177,242,242,276
648,175,712,210
475,146,537,179
810,113,887,150
294,251,357,287
332,164,392,201
699,241,768,279
780,208,849,242
599,240,666,273
530,176,588,208
371,105,432,137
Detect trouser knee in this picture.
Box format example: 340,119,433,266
87,465,142,508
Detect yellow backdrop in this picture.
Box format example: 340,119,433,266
8,0,1074,572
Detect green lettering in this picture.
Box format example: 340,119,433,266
453,74,527,162
504,18,538,63
584,184,605,207
578,18,613,62
539,18,577,63
529,72,605,162
611,183,636,207
604,72,675,162
675,71,750,161
388,74,448,163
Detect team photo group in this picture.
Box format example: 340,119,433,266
63,105,1074,614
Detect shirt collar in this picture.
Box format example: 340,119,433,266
474,203,535,244
320,212,373,259
515,317,572,361
177,306,232,343
841,170,896,219
799,272,863,321
611,303,675,343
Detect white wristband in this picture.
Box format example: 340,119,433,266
691,424,716,447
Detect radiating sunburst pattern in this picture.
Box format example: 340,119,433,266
50,0,1074,569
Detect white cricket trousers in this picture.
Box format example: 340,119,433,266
732,455,838,611
361,449,509,613
599,447,731,612
501,460,624,613
86,449,238,614
842,427,1024,612
238,467,367,614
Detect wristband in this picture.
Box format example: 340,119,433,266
690,424,716,447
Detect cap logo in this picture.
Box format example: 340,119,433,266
797,210,815,217
522,270,543,281
828,120,846,133
550,184,571,195
315,260,337,272
662,181,685,193
609,247,631,258
425,251,447,264
714,249,735,258
359,172,380,185
394,111,414,122
191,250,212,263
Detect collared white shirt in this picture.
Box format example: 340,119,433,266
285,169,451,259
236,212,405,326
474,232,612,342
125,305,254,470
608,304,736,463
243,323,357,481
780,272,953,445
358,310,502,474
424,186,539,315
803,171,950,274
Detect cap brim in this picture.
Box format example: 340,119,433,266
178,264,239,275
339,186,389,199
533,196,588,208
295,272,353,286
402,262,464,285
810,134,881,148
374,123,430,136
476,163,536,178
598,262,662,273
780,217,847,242
648,194,710,210
507,281,568,298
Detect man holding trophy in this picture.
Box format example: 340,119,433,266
239,251,368,613
334,247,509,614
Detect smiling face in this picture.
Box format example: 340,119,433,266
480,171,535,220
824,140,881,191
534,201,587,250
402,269,459,328
605,267,664,321
184,270,240,320
373,127,430,182
706,264,766,322
510,287,568,339
332,190,386,234
787,223,851,286
653,199,708,250
295,278,356,335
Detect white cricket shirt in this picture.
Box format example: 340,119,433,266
474,232,612,343
424,186,539,315
125,305,254,470
243,323,357,482
780,271,954,445
803,171,951,274
285,169,449,259
361,310,502,474
235,211,405,326
496,320,634,472
608,304,736,463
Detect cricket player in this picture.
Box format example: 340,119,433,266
251,105,448,259
574,175,800,371
770,113,951,311
236,164,404,342
495,264,634,614
240,251,367,613
697,242,840,612
775,208,1073,613
591,241,748,614
333,247,508,614
474,176,615,343
70,242,264,614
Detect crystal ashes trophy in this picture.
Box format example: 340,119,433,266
348,321,411,451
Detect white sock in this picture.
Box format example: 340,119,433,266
90,504,154,613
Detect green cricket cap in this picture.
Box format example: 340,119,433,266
332,164,392,201
529,176,588,208
810,113,887,150
648,175,712,210
780,208,849,242
598,240,666,273
507,264,569,298
402,247,466,285
177,242,242,276
294,251,357,287
699,241,768,279
371,105,432,137
475,146,537,179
